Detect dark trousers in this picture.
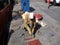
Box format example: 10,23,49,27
0,2,4,10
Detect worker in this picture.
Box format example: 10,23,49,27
20,10,36,37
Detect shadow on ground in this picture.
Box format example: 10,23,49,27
12,11,22,20
29,7,35,12
7,30,15,44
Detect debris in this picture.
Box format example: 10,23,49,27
39,21,47,27
26,38,42,45
20,33,25,37
34,14,43,20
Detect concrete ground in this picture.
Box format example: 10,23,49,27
8,0,60,45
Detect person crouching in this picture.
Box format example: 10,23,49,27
21,12,36,37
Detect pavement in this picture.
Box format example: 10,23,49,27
8,0,60,45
